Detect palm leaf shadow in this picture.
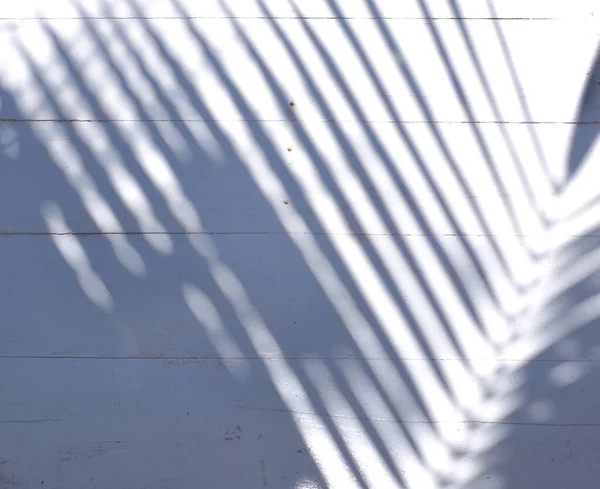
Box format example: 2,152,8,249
567,45,600,181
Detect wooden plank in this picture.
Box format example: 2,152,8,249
0,0,596,20
0,233,506,358
0,357,597,426
0,230,597,363
1,119,597,236
0,357,599,488
1,19,598,123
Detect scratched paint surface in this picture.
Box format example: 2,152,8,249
1,1,600,488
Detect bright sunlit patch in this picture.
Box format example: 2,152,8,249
208,260,361,489
106,234,147,277
0,124,20,159
527,399,556,423
114,125,204,235
42,202,114,311
258,117,471,439
336,358,454,480
188,233,219,261
304,359,409,489
68,124,173,256
294,477,321,489
182,282,249,379
464,421,509,455
549,361,587,387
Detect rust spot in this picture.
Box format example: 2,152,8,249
289,101,296,107
287,147,292,152
283,200,289,205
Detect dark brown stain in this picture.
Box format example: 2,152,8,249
283,200,289,205
289,101,296,107
287,147,292,152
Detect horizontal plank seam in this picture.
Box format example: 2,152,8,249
2,119,600,124
1,231,600,238
0,419,62,423
0,355,597,363
0,16,561,21
232,405,600,426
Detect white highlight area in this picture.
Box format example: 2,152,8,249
182,281,249,378
41,202,114,311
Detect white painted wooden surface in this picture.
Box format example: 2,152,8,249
1,1,600,488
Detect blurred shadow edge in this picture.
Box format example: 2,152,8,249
566,45,600,183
